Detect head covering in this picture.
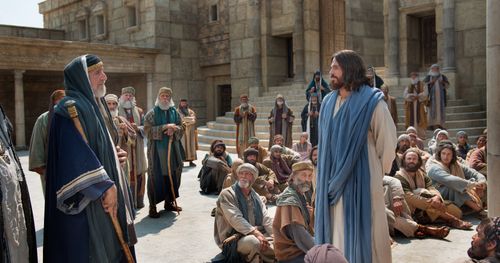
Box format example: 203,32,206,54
304,244,348,263
50,89,66,104
398,134,411,143
248,136,259,144
437,130,449,139
430,64,440,69
212,142,226,151
121,86,135,95
86,54,103,72
270,144,283,153
236,163,258,180
314,70,321,77
243,148,259,159
456,130,468,139
273,134,284,141
104,94,118,103
406,126,417,134
240,94,248,100
408,132,417,139
158,87,172,97
433,128,442,138
276,94,284,100
292,161,314,172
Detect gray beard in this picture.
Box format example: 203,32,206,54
94,85,106,98
411,79,419,85
110,109,118,117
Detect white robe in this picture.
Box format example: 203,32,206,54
329,97,397,263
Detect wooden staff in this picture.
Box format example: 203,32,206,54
64,100,135,263
166,133,180,215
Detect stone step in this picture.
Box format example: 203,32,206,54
397,126,486,138
252,94,306,102
396,104,482,115
395,99,465,107
396,111,486,123
197,133,299,149
207,121,303,133
396,119,486,130
198,127,303,140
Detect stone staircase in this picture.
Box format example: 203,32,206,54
198,80,486,153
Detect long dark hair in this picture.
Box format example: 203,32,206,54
331,50,370,92
435,140,458,164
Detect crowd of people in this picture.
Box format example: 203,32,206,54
0,51,496,263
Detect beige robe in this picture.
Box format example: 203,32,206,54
329,98,397,263
178,108,198,161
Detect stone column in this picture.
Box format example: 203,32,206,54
486,0,500,217
14,70,26,148
385,0,399,77
146,73,153,110
293,0,305,82
441,0,456,72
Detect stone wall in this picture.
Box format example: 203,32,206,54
346,0,385,67
0,25,65,40
198,0,230,67
454,0,486,105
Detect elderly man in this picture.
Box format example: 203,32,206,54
178,98,198,167
144,87,186,217
244,148,280,203
424,64,449,130
293,132,313,161
384,175,450,239
247,136,268,164
273,134,299,158
234,94,257,158
427,141,487,219
381,84,398,126
404,72,428,139
274,161,315,263
366,65,384,89
301,93,321,146
263,145,299,193
268,94,295,149
1,104,37,262
461,217,500,263
389,134,430,177
118,86,147,209
44,55,136,262
214,163,275,263
305,70,330,102
395,149,472,230
199,141,232,194
29,89,65,195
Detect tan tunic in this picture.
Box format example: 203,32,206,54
178,108,198,161
273,205,314,261
329,98,396,263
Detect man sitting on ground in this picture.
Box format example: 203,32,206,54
469,145,487,177
395,149,472,229
292,132,312,161
214,163,275,263
199,140,232,194
247,137,269,163
427,141,487,220
244,148,280,203
273,134,299,158
263,145,299,193
273,162,315,263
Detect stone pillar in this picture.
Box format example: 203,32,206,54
293,0,305,82
303,0,320,79
385,0,399,77
441,0,456,72
146,73,153,110
14,70,26,148
486,0,500,217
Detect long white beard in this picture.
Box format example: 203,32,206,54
429,71,440,77
94,85,107,98
110,109,118,117
155,98,175,110
119,96,136,109
411,78,419,85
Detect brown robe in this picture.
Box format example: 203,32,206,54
234,105,257,158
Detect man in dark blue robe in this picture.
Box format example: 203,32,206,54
0,104,37,262
144,87,185,218
44,55,137,262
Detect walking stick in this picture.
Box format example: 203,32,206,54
65,100,135,263
166,134,180,215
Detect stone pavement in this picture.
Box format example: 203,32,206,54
19,150,478,262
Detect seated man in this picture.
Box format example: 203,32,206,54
247,136,269,163
215,163,275,263
199,141,232,194
389,134,430,176
263,145,299,194
429,130,449,155
244,148,280,203
407,130,424,150
223,158,244,190
427,141,487,219
384,175,450,239
469,145,487,177
467,135,487,163
461,217,500,263
304,244,347,263
395,149,472,229
292,132,312,161
274,162,315,263
273,134,300,158
456,131,471,160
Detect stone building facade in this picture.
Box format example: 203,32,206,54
383,0,486,106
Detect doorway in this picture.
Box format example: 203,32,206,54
217,85,232,116
286,37,294,78
421,15,437,68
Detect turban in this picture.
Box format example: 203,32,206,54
398,134,410,143
240,94,248,100
104,94,118,103
292,161,314,172
236,163,258,180
456,131,468,138
270,145,283,153
430,64,440,69
304,244,348,263
121,86,136,95
158,87,172,97
243,148,259,159
437,130,449,138
86,54,103,72
213,142,226,151
406,126,417,134
273,134,284,141
248,137,259,144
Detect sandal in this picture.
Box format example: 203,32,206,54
448,218,473,230
424,226,450,239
